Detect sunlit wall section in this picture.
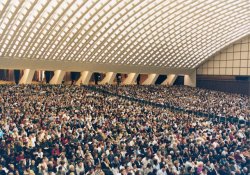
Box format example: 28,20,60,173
197,35,250,76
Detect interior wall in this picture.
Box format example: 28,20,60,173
197,35,250,76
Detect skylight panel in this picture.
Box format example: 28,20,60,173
0,0,247,71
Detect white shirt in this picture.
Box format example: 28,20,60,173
157,169,168,175
76,165,85,175
37,151,43,158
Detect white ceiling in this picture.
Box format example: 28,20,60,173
0,0,249,74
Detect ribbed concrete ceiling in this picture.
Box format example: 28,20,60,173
0,0,249,73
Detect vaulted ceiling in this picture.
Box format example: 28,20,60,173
0,0,249,74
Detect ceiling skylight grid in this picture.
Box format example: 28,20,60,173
23,1,55,57
0,1,23,55
32,1,76,58
74,0,145,63
40,1,87,60
58,2,107,60
0,0,249,71
99,0,170,65
116,0,211,66
13,0,52,58
68,0,126,62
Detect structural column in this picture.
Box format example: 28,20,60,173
123,73,138,85
161,74,177,86
142,74,159,85
100,72,116,84
49,70,66,84
76,71,92,85
19,69,35,84
184,70,196,87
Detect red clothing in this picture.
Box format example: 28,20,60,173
16,155,25,162
61,137,69,145
51,148,60,156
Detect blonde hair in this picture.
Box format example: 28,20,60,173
69,165,75,171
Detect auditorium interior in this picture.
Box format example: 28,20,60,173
0,0,249,175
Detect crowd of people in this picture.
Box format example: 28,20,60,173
98,85,249,120
0,85,249,175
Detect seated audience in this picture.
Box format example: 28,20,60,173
0,84,249,175
99,85,249,120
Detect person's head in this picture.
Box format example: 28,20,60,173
87,161,92,166
135,170,141,175
60,160,65,165
69,164,75,172
58,166,63,172
95,164,101,170
61,154,65,159
41,164,46,170
202,168,207,174
187,166,192,172
89,167,94,173
235,169,241,175
146,163,152,168
131,157,135,163
242,167,248,173
9,164,15,170
78,161,83,167
235,150,240,155
121,167,127,175
25,166,31,172
104,157,110,163
112,155,117,161
153,159,158,165
162,165,166,171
